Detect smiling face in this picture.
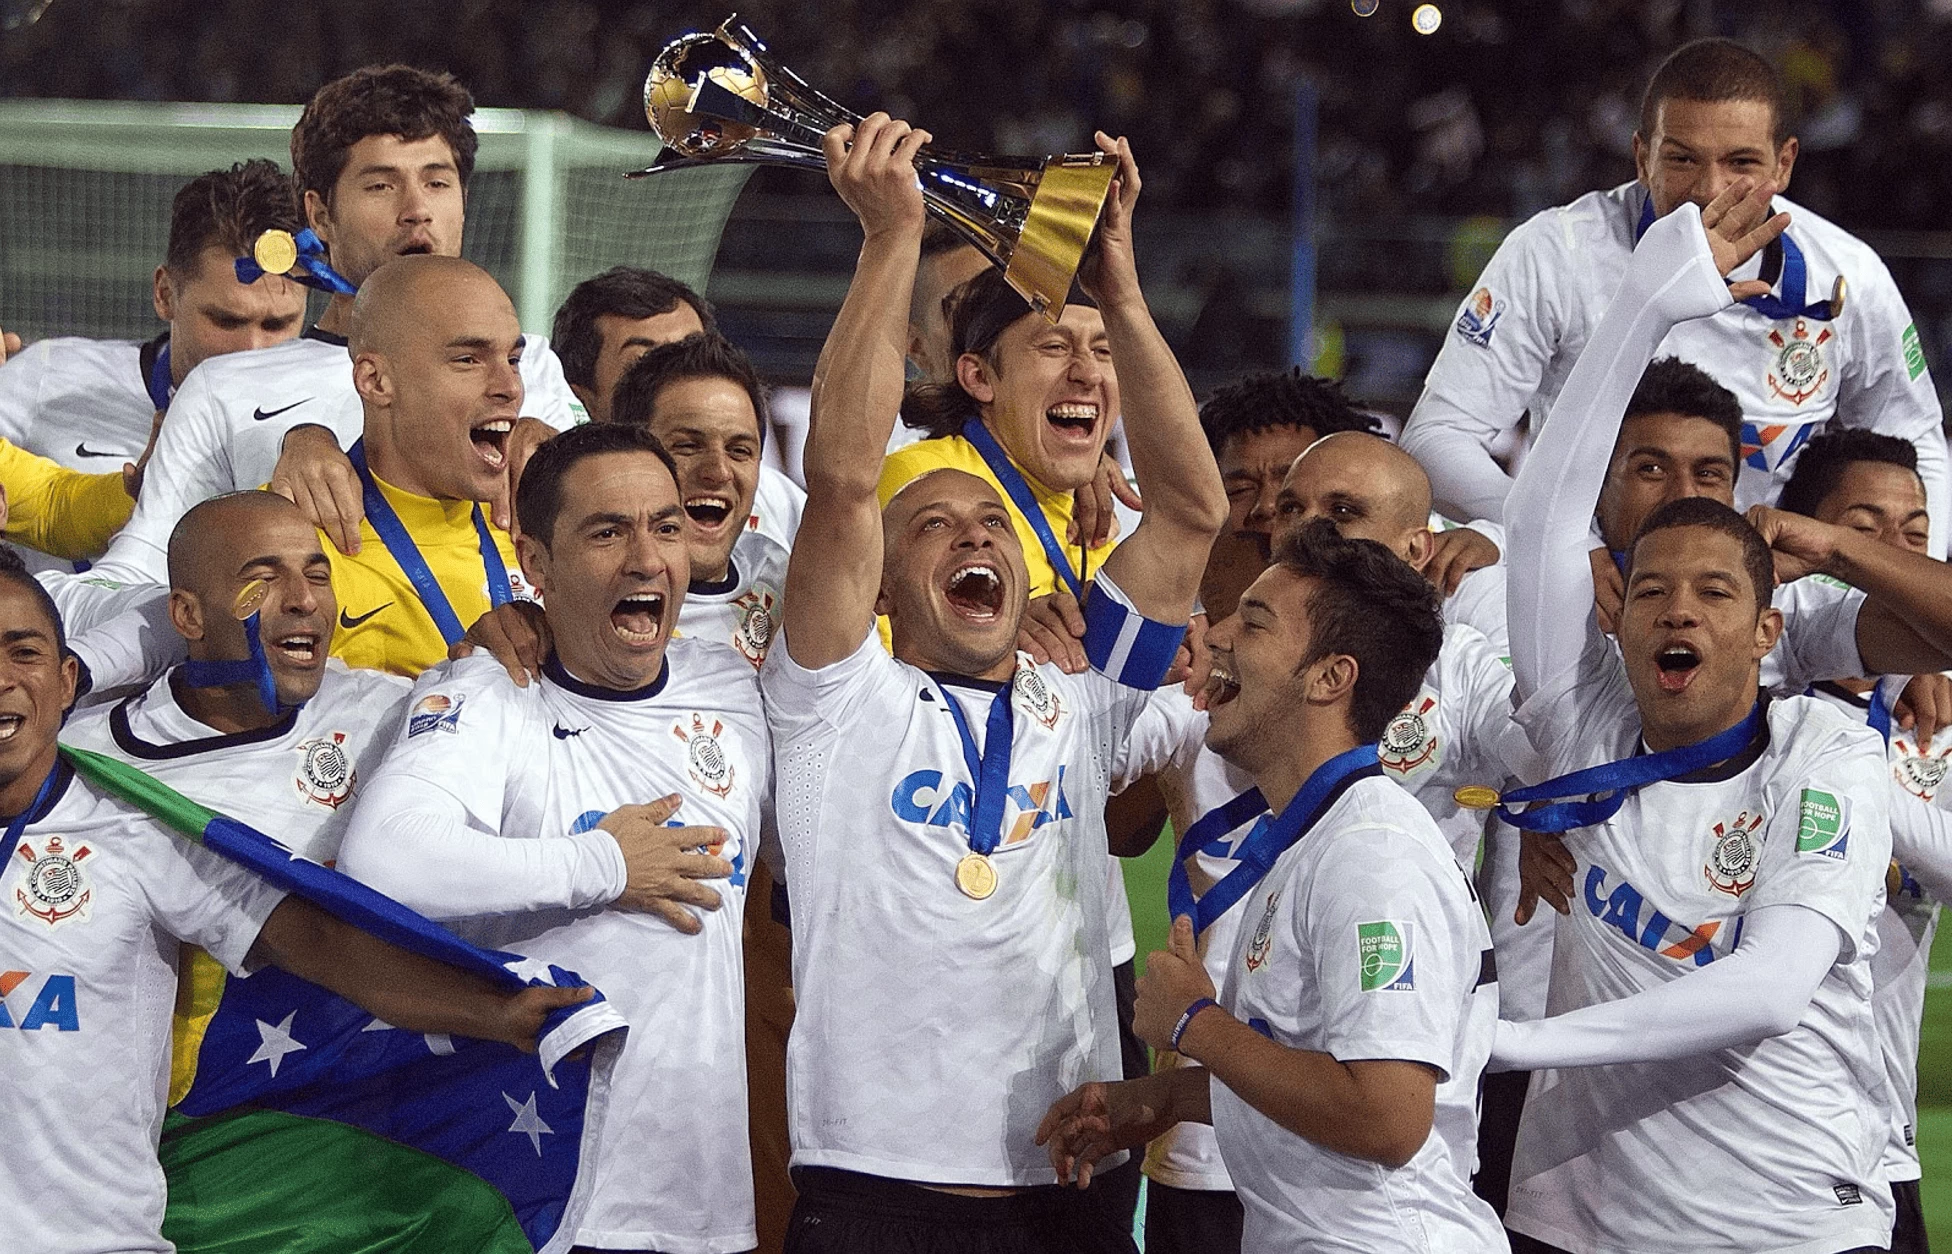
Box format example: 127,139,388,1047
174,498,336,708
1596,412,1738,552
1619,524,1781,747
1272,432,1433,563
305,134,465,288
1635,97,1796,219
1221,424,1317,552
641,375,762,584
1202,566,1330,778
958,305,1117,491
878,470,1029,678
353,260,525,503
516,451,690,690
576,305,707,423
1813,461,1931,554
154,244,307,384
0,580,76,809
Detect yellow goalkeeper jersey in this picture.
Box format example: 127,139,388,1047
0,437,132,561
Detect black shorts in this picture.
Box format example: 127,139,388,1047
785,1166,1138,1254
1142,1180,1243,1254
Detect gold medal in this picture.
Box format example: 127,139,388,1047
232,578,271,621
253,229,299,277
1888,859,1905,900
955,852,997,900
1452,785,1501,810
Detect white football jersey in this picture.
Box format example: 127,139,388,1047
62,662,410,864
1806,680,1948,1184
763,612,1149,1186
1213,775,1506,1253
91,329,583,585
1508,667,1894,1252
1765,575,1872,693
1408,182,1946,531
339,643,766,1254
678,524,792,669
0,759,285,1254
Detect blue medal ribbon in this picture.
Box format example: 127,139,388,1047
181,611,288,714
1634,195,1837,322
347,440,513,647
934,678,1016,858
960,418,1084,599
1496,701,1765,833
145,342,173,413
233,227,357,296
1167,743,1382,935
0,764,65,869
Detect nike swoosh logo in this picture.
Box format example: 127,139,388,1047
74,443,128,459
552,725,586,739
338,603,391,629
253,399,311,422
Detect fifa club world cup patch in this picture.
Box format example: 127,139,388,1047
1703,810,1765,897
407,693,465,738
14,836,93,927
1379,695,1439,776
1454,286,1503,347
1796,788,1849,860
294,731,356,809
674,713,736,798
1894,739,1952,801
1013,662,1064,730
1765,319,1832,406
1358,920,1415,991
731,587,778,667
1245,889,1280,972
1903,323,1927,382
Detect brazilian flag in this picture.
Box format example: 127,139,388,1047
62,746,628,1253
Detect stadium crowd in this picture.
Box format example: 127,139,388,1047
2,32,1951,1254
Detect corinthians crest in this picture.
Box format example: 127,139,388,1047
1012,660,1064,730
1766,319,1832,406
1894,739,1952,801
674,713,736,798
15,835,92,926
1704,810,1766,897
294,731,356,809
1379,695,1439,776
731,587,778,667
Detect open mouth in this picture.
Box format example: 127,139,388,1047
471,419,512,469
272,633,322,666
1045,402,1100,443
684,494,734,530
0,713,23,742
1199,662,1241,713
611,592,666,645
395,237,436,256
943,563,1005,621
1654,643,1702,693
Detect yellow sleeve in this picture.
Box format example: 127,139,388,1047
0,439,133,561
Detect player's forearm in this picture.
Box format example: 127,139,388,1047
1176,1006,1435,1168
1829,529,1952,673
338,779,624,919
1490,902,1838,1071
1507,206,1729,701
1400,414,1515,523
251,896,524,1046
804,224,922,499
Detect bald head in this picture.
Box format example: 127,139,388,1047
168,492,318,596
1275,432,1434,563
348,254,508,355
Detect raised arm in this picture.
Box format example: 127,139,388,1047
1746,505,1952,675
1087,136,1226,623
780,114,931,669
1506,182,1785,704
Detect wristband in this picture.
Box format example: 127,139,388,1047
1169,997,1219,1053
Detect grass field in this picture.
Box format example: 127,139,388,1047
1121,840,1952,1244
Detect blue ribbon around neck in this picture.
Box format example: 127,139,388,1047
1496,701,1765,833
0,764,64,868
1634,195,1836,322
960,418,1085,599
145,342,173,413
348,440,512,647
1167,743,1382,936
934,679,1016,858
180,610,290,715
233,227,358,296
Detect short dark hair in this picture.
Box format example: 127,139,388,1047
165,160,304,280
0,546,67,659
291,64,478,206
550,267,718,392
1270,519,1444,744
1777,430,1921,519
609,332,768,446
900,266,1096,439
515,422,680,545
1640,38,1790,147
1200,368,1381,456
1623,356,1743,467
1628,496,1775,615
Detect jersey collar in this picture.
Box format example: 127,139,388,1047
1659,690,1773,784
1,756,74,828
111,674,301,759
543,654,670,702
137,330,173,411
302,326,349,349
689,556,743,598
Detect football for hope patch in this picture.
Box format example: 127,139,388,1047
1357,920,1415,991
1796,788,1849,860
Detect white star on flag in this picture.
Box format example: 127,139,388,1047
247,1010,307,1078
503,1090,553,1156
501,955,556,985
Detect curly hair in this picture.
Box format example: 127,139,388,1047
1198,368,1380,456
291,64,478,205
